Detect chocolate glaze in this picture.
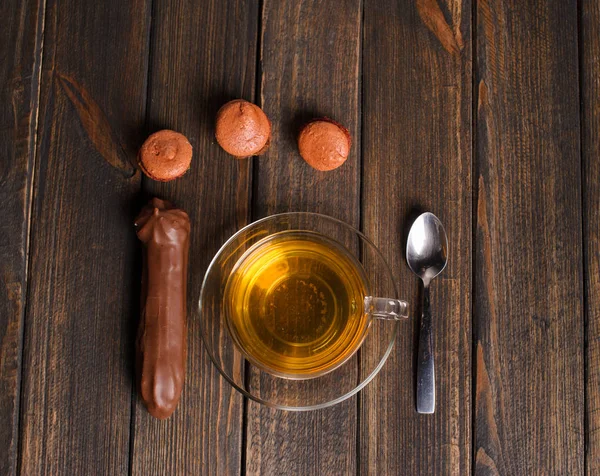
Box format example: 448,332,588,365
135,198,190,419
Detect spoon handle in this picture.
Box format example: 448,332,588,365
417,282,435,414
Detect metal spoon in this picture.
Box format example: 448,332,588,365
406,212,448,414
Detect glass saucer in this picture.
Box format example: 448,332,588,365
198,212,407,411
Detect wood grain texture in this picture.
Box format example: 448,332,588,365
361,0,472,474
245,1,362,474
18,0,150,472
474,0,584,474
129,1,258,474
0,0,45,474
582,1,600,474
416,0,464,56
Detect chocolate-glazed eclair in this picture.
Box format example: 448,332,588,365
135,198,190,419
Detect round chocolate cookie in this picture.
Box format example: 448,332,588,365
138,130,193,182
297,118,351,171
215,99,271,158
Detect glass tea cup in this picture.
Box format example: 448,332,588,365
199,212,409,411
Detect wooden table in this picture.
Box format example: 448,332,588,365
1,0,597,474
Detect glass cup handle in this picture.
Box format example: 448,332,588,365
364,296,409,321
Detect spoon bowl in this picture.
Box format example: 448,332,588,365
406,213,448,284
406,212,448,414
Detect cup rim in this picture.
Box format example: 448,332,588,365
199,212,400,411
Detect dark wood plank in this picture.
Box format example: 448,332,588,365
130,2,258,474
0,0,45,474
18,0,150,473
245,1,362,474
361,0,472,474
582,1,600,473
474,0,584,473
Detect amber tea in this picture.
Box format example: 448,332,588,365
224,230,370,378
